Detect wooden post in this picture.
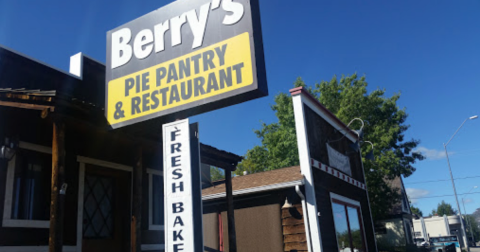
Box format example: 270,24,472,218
225,169,237,252
49,119,66,252
132,145,143,252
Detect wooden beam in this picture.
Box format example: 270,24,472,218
132,145,143,252
225,169,237,252
49,119,66,252
0,100,54,111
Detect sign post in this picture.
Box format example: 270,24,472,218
163,119,203,252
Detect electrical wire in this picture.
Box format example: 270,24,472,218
405,175,480,185
409,191,480,199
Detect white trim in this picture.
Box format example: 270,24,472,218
3,156,15,221
300,94,357,143
329,193,369,252
0,246,77,252
69,53,83,78
202,180,304,201
311,159,366,190
76,156,132,172
148,173,165,231
330,192,361,207
19,141,52,154
2,219,49,228
76,163,85,252
141,244,165,251
292,93,323,252
2,142,52,228
146,168,163,176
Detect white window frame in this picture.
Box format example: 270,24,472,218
330,192,369,252
147,168,164,231
2,141,52,228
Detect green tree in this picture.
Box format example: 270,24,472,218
410,205,423,217
433,200,457,216
236,74,425,221
464,214,480,243
210,166,225,181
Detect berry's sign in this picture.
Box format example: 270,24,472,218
105,0,267,129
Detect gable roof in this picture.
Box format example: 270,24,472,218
384,176,411,216
202,166,304,200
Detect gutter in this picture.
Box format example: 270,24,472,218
296,184,313,252
202,180,304,201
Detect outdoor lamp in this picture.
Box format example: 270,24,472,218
346,118,365,151
349,141,360,152
0,137,18,161
346,118,365,139
364,141,374,161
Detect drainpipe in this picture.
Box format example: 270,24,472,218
296,185,313,252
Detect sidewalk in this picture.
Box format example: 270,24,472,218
470,247,480,252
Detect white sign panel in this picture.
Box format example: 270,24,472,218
326,143,352,176
163,118,196,252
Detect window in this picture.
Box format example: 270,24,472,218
414,231,422,237
11,149,51,220
332,198,366,252
148,169,164,230
3,142,52,228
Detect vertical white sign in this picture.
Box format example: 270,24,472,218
163,119,194,252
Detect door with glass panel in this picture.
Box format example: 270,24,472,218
332,198,366,252
82,164,131,252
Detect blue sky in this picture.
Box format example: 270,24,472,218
1,0,479,216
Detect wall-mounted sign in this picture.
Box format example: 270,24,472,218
105,0,267,129
163,118,203,252
326,144,352,176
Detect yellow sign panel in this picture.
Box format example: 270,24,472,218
107,32,253,125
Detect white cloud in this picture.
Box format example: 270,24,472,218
406,188,430,203
414,146,453,160
463,198,474,204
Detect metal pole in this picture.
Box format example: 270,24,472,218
463,198,476,247
444,143,469,251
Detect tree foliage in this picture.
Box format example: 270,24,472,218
410,205,423,217
236,74,425,221
210,166,225,181
464,214,480,243
431,200,457,216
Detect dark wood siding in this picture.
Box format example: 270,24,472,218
303,104,376,251
304,105,364,183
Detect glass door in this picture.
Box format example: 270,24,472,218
332,198,366,252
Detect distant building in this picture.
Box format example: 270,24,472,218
374,177,414,251
413,215,467,248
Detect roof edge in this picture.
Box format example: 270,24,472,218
202,179,304,201
289,86,358,140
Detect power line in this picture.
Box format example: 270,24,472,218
405,175,480,185
410,191,480,199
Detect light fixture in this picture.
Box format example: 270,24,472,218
364,141,374,161
0,137,18,161
329,118,366,149
346,118,365,139
469,115,478,120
